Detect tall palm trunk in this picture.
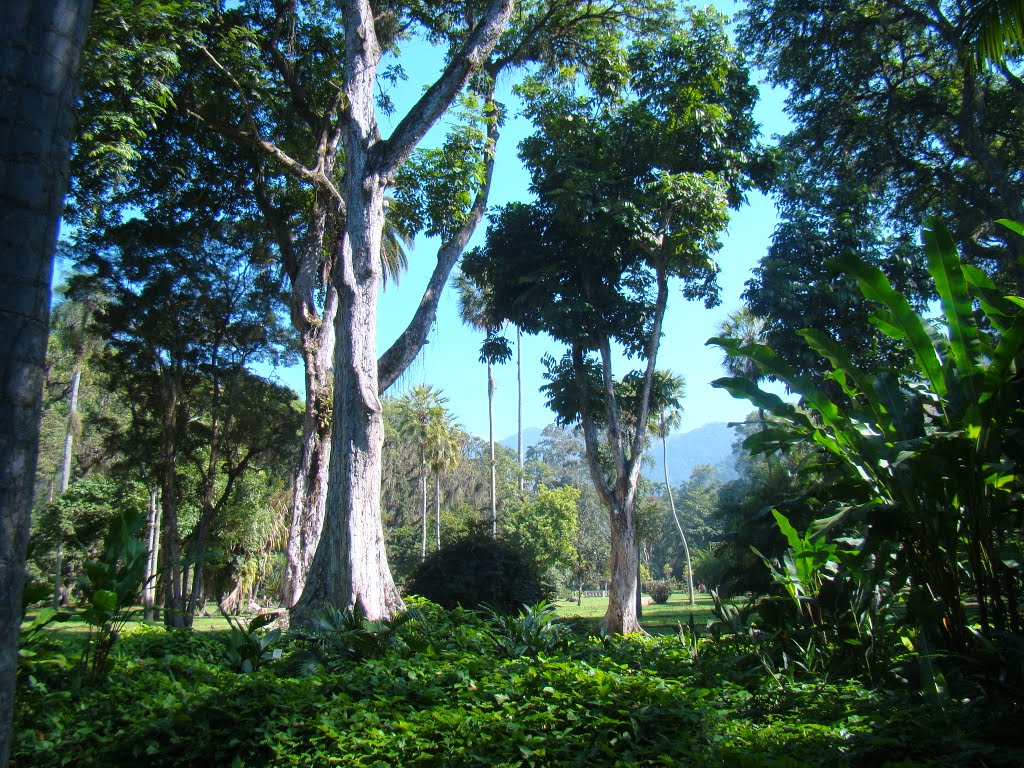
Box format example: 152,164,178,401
662,429,694,605
420,440,427,560
435,473,441,550
517,326,524,492
0,2,92,762
488,359,497,535
53,365,81,609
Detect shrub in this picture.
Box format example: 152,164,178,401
403,532,550,614
646,580,673,604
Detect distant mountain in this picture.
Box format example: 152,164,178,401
500,421,738,485
498,426,545,453
643,421,738,486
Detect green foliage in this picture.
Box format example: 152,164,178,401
710,218,1024,653
32,476,148,603
403,532,551,614
284,605,427,676
14,603,1024,768
17,609,71,694
501,484,580,580
739,0,1024,291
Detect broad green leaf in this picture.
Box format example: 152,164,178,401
799,328,884,420
92,589,117,613
997,218,1024,237
835,254,947,398
982,317,1024,399
922,218,980,379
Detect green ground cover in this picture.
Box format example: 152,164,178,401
14,599,1023,767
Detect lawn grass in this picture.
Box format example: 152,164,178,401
32,594,721,640
29,606,239,643
555,591,721,633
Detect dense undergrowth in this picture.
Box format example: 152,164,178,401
14,600,1024,767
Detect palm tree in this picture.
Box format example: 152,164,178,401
717,307,768,422
454,269,511,535
391,385,448,561
381,196,412,287
964,0,1024,67
428,411,462,551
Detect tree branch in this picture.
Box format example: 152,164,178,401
377,89,500,390
372,0,513,179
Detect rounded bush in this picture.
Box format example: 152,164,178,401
403,533,550,614
646,580,673,605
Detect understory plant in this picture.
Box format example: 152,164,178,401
284,604,426,676
75,507,149,680
710,218,1024,659
482,600,568,658
220,611,281,673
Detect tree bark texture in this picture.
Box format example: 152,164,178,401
158,376,186,628
517,326,523,493
143,487,161,622
0,1,91,764
291,263,403,624
282,286,337,606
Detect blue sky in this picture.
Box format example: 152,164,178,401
261,3,795,440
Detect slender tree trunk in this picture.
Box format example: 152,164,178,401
143,487,161,622
283,285,338,606
488,359,497,535
420,442,427,561
517,326,523,493
159,380,185,629
0,2,91,763
52,365,80,609
434,472,441,550
663,431,694,605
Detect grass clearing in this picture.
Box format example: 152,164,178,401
555,591,722,633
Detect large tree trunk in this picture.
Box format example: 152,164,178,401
159,378,186,628
290,0,513,627
606,499,642,633
291,146,401,623
282,282,338,606
0,2,91,764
